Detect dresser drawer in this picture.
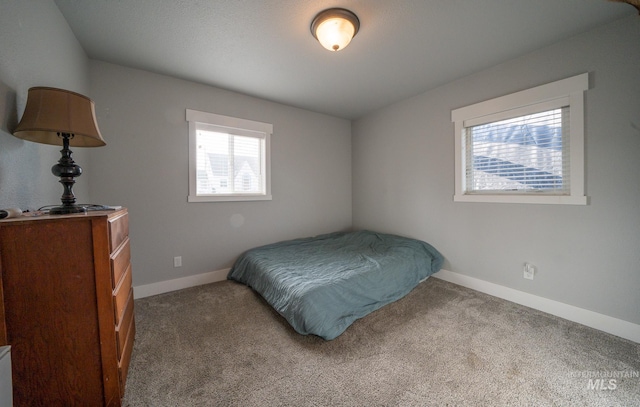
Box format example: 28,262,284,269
116,291,134,361
108,212,129,253
118,315,135,397
110,238,131,288
113,264,132,326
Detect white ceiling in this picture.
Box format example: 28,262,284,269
54,0,635,119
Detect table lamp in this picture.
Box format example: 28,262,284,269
13,87,106,214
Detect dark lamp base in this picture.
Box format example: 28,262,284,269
49,205,87,215
50,133,86,215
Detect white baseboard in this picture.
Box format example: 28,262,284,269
134,268,229,299
433,269,640,344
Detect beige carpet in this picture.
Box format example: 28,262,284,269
122,278,639,406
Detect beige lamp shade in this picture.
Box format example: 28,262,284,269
311,8,360,52
13,87,106,147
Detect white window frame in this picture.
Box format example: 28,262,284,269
451,73,589,205
187,109,272,202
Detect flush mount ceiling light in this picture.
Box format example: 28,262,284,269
311,8,360,51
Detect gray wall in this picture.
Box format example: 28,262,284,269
352,16,640,325
0,0,91,210
88,61,352,286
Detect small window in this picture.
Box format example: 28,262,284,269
187,109,272,202
451,73,588,205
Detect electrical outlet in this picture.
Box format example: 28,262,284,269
174,256,182,268
523,262,535,280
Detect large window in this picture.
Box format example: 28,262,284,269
187,109,272,202
451,73,588,205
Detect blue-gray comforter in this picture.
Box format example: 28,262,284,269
227,230,444,340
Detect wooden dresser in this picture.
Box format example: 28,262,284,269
0,208,135,406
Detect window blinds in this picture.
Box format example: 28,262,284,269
465,107,570,194
196,129,264,195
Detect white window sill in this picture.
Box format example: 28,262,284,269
453,194,588,205
188,194,273,203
